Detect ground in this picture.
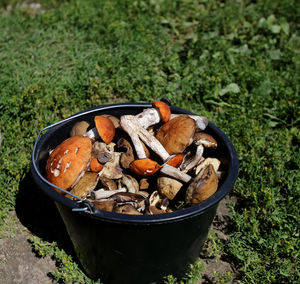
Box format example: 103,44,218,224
0,172,238,284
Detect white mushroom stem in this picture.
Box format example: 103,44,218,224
170,114,208,130
121,115,170,161
121,115,193,183
84,107,161,140
135,108,161,129
120,115,147,159
160,164,192,183
90,188,127,200
83,127,99,140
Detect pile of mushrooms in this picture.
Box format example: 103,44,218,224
45,102,222,215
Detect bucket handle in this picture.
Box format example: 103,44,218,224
31,109,102,213
32,100,170,213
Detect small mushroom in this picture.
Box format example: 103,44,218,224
107,192,144,202
152,101,171,123
90,188,127,200
166,153,184,168
155,115,196,155
134,101,171,129
195,158,221,175
92,141,115,160
99,176,118,191
193,132,218,148
97,152,112,164
114,204,143,215
157,175,183,200
101,114,120,128
90,157,104,173
129,158,162,176
185,164,219,204
93,200,116,212
117,138,135,169
46,136,92,192
70,121,90,136
180,145,204,173
147,190,169,214
121,174,139,193
149,190,160,207
98,152,123,179
69,172,99,199
94,116,115,144
84,116,115,143
139,178,150,190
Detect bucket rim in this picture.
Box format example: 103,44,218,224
31,102,238,225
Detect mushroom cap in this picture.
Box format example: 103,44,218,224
69,172,99,199
185,164,218,204
90,157,104,173
46,136,92,192
129,158,162,176
157,175,183,200
101,114,120,128
70,121,90,137
152,101,171,123
156,115,196,155
166,154,184,168
94,116,116,144
193,132,218,148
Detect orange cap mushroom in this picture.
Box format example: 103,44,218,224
90,157,104,173
129,158,162,176
166,153,184,168
46,136,92,192
152,101,171,123
94,116,115,144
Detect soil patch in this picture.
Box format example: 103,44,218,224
0,212,56,284
199,195,240,283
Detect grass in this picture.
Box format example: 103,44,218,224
0,0,299,283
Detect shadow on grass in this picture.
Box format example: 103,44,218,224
15,171,82,269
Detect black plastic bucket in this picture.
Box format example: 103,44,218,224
31,102,238,284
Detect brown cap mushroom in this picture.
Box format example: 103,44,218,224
70,121,90,137
94,115,115,144
99,176,118,191
157,175,183,200
46,136,92,192
69,172,99,199
185,164,219,204
121,174,139,193
156,115,196,155
193,132,218,148
93,200,116,212
114,204,143,215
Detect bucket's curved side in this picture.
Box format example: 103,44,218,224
56,202,218,284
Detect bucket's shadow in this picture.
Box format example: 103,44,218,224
15,171,80,265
